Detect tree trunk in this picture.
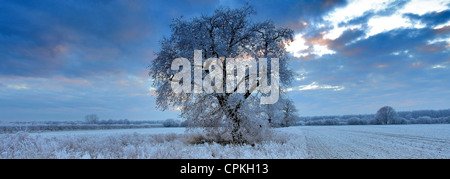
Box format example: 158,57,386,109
216,94,245,144
230,112,243,144
229,101,244,144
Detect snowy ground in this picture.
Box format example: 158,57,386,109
1,124,449,159
0,127,306,159
279,124,450,159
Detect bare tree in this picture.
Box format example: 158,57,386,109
263,96,298,127
264,102,284,127
149,5,295,144
85,114,99,124
280,98,299,127
375,106,398,125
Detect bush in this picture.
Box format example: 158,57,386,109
163,119,180,127
439,117,450,124
391,117,407,124
239,117,273,144
347,117,368,125
186,133,232,145
324,119,339,125
408,116,450,124
179,120,188,127
414,116,432,124
369,118,380,125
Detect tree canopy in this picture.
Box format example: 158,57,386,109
149,5,295,144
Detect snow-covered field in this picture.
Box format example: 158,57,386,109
280,124,450,159
1,124,449,159
0,127,306,159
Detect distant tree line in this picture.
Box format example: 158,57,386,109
0,114,166,133
0,124,162,133
2,107,449,133
85,114,134,125
300,107,450,126
162,119,188,127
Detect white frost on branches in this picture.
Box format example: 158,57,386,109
149,5,296,144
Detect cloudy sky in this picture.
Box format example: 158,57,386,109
1,0,449,121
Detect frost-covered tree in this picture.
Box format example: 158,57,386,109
149,5,295,144
264,96,298,127
375,106,398,125
263,102,284,127
279,98,299,127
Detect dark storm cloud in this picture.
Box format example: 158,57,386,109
239,0,348,28
404,10,450,27
0,0,220,78
307,25,449,84
0,0,149,77
337,28,435,57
